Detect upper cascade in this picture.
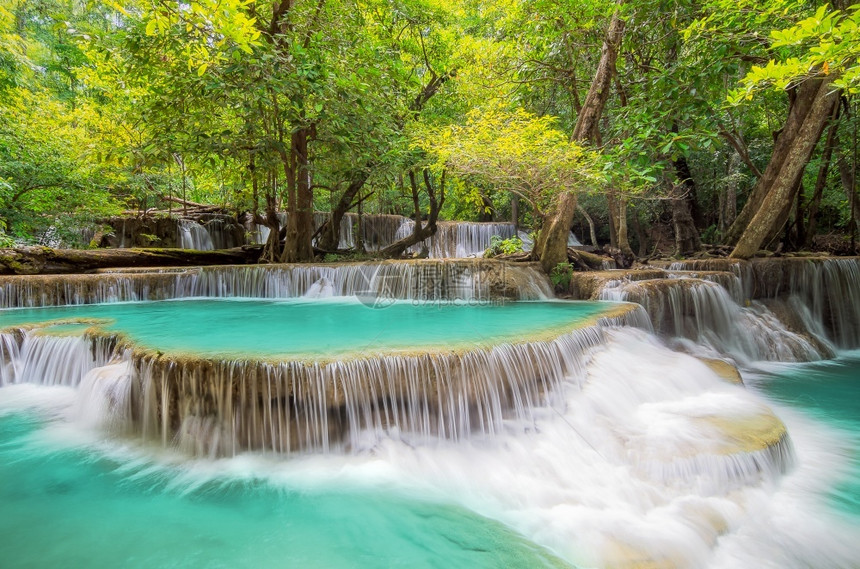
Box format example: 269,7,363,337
98,212,531,258
0,259,553,308
567,257,860,363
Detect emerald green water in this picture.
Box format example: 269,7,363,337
752,353,860,517
0,409,569,569
0,299,614,359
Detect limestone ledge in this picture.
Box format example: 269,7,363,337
0,302,641,454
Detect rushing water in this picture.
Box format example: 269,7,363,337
0,391,567,569
1,330,858,568
747,354,860,518
1,259,859,568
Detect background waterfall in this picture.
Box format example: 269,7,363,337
0,260,554,308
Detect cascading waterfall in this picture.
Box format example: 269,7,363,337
665,257,860,350
0,259,554,308
598,277,829,363
248,211,526,257
395,220,519,258
0,305,647,457
203,217,244,250
1,258,859,569
176,219,215,251
518,229,582,250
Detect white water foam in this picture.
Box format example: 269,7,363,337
1,328,857,568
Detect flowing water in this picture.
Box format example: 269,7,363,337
0,260,859,568
746,353,860,518
0,393,567,569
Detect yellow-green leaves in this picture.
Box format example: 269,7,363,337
420,104,600,214
730,4,860,102
137,0,262,75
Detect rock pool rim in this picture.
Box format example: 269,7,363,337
1,299,641,365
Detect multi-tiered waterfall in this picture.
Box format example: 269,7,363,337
0,257,858,569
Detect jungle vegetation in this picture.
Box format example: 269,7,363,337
1,0,858,267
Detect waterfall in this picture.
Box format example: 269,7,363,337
176,219,215,251
395,221,518,258
0,260,554,308
519,229,582,251
202,217,244,250
440,221,517,258
667,257,860,349
0,259,858,569
257,211,526,257
0,306,646,456
598,277,829,363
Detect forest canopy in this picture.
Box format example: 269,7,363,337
1,0,858,263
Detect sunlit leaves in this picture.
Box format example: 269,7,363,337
421,104,600,214
729,4,860,102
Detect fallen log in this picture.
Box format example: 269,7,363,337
568,247,609,270
0,245,263,275
162,196,224,211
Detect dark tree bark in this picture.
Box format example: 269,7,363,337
671,183,702,255
671,155,703,253
837,151,860,237
726,78,825,246
630,208,648,257
577,204,599,247
381,170,445,258
316,171,370,252
534,1,625,272
731,77,840,259
281,126,315,262
805,103,842,246
719,152,740,235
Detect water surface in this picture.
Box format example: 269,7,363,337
0,402,570,569
0,298,616,359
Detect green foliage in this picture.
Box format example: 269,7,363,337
484,234,524,257
731,4,860,100
422,104,600,217
549,262,574,289
0,0,856,252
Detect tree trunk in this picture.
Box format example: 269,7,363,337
837,152,860,237
0,245,261,275
381,169,445,258
535,192,578,273
631,208,648,257
671,183,702,255
726,78,825,245
608,190,634,257
282,127,315,262
317,171,370,251
571,2,625,143
673,152,704,230
731,77,839,259
720,152,740,235
577,204,598,247
535,2,625,272
260,187,282,263
805,103,841,246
